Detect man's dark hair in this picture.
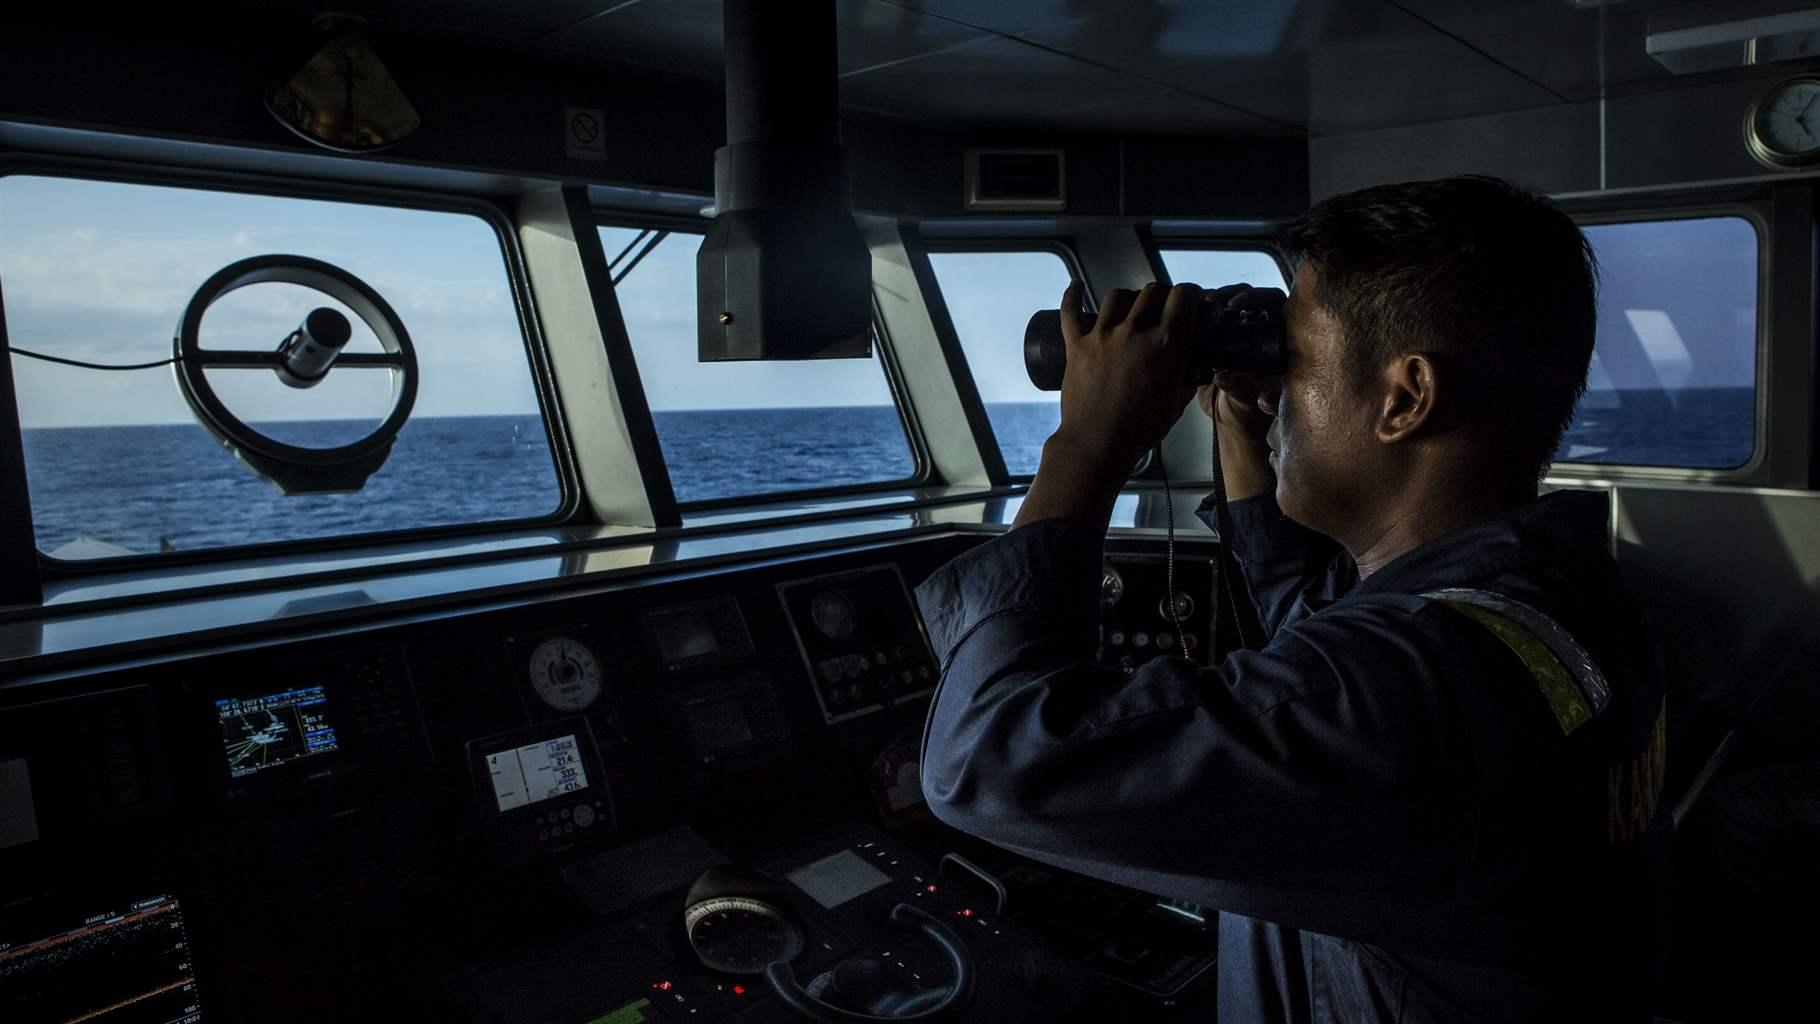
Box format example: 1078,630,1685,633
1279,175,1598,478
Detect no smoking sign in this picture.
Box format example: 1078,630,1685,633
564,106,606,160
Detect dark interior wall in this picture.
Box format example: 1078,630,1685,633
1309,72,1799,200
0,18,724,196
0,14,1306,220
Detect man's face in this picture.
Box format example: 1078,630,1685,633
1262,264,1384,537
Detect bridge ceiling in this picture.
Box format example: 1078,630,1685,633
356,0,1791,137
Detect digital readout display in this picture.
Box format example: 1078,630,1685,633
486,733,589,812
216,685,339,779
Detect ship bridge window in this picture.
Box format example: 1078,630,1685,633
1561,216,1759,470
1158,247,1288,296
599,225,917,505
926,249,1078,476
2,174,563,561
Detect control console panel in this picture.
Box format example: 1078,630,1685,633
778,565,939,724
1098,555,1216,672
0,891,204,1024
202,645,430,802
467,718,614,861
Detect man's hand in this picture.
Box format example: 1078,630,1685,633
1194,284,1284,503
1013,280,1203,529
1053,280,1203,465
1199,370,1274,436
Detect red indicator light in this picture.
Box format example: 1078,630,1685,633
925,884,938,893
654,981,674,992
733,985,747,996
959,908,974,917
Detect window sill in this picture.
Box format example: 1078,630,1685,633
0,483,1219,677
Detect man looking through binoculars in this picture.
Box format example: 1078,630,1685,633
914,176,1667,1024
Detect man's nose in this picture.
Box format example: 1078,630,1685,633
1257,380,1282,417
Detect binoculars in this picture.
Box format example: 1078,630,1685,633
1023,298,1286,390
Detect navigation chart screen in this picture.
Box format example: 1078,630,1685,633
216,685,339,779
0,894,202,1024
486,734,588,812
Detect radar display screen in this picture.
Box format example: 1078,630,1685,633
642,596,753,673
0,894,202,1024
215,685,339,779
486,733,589,812
651,606,720,663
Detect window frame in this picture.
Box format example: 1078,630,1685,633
921,238,1090,482
1,155,583,575
1136,235,1289,483
1548,200,1772,483
595,214,931,511
1159,209,1774,483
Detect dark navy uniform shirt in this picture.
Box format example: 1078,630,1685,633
914,491,1665,1023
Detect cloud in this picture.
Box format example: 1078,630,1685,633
5,209,542,427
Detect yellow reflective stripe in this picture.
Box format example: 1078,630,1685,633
1434,599,1595,735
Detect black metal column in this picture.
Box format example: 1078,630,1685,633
698,0,872,362
0,281,44,606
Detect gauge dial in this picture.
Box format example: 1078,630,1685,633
1100,564,1125,610
684,896,806,974
1159,591,1195,621
1747,76,1820,168
527,637,603,712
810,589,859,641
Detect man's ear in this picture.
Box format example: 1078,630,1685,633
1376,353,1437,443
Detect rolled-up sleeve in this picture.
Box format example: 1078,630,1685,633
911,518,1474,949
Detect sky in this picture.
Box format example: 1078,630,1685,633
602,225,903,412
2,175,1762,431
2,176,541,428
1581,218,1759,392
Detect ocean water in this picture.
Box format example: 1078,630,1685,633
19,390,1754,558
22,416,562,558
1557,387,1754,468
651,406,918,503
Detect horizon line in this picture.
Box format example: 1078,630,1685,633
17,387,1755,429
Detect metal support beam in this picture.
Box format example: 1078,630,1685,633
517,185,680,529
0,281,44,606
1764,183,1817,489
864,218,1003,487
